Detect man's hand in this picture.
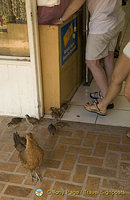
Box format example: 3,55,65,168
52,18,64,25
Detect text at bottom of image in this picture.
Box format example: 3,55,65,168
35,189,125,197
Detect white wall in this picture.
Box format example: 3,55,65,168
0,62,39,117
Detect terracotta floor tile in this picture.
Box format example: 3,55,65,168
4,185,32,197
0,117,129,200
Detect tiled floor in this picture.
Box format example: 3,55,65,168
0,116,130,200
60,2,130,127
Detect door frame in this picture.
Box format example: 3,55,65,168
25,0,44,118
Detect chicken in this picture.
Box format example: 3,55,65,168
8,117,23,127
60,102,68,113
50,102,69,121
13,132,44,181
48,123,56,135
25,115,40,130
50,107,62,121
55,121,69,129
25,114,39,125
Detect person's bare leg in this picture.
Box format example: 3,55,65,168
86,59,108,97
104,51,115,84
98,77,122,113
85,53,130,113
124,75,130,102
98,53,130,111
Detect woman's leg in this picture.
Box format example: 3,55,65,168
98,53,130,111
86,59,108,97
85,53,130,113
104,51,115,84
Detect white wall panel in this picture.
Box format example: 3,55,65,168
0,64,38,117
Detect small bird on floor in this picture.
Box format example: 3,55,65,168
48,123,56,135
8,117,23,127
55,121,68,129
25,114,39,126
13,132,44,182
50,107,62,120
60,102,68,113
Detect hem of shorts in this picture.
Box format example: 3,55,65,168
85,53,108,60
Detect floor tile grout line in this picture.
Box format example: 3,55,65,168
96,177,103,200
90,135,98,156
0,194,31,200
0,170,28,176
69,154,79,182
0,181,35,189
95,114,98,125
58,145,70,170
0,183,8,197
46,180,56,200
102,143,109,168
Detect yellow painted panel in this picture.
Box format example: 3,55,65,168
39,25,60,113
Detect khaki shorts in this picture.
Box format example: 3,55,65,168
85,31,119,60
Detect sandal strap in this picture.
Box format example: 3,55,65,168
90,91,104,100
99,91,104,99
84,102,107,116
95,103,100,112
90,92,99,99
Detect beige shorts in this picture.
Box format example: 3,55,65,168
85,31,119,60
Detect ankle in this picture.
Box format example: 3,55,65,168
98,102,107,112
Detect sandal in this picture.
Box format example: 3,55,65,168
90,91,103,100
107,103,114,109
93,99,114,109
84,102,107,116
90,91,114,109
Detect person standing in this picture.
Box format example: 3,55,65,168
84,41,130,116
84,41,130,137
54,0,125,107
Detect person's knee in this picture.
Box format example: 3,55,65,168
105,51,114,59
111,72,122,86
108,51,114,56
86,59,99,70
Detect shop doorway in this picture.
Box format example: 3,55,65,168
0,0,43,118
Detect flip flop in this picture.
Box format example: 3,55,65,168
90,92,114,110
84,102,107,116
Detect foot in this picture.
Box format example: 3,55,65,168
90,92,114,110
84,102,107,116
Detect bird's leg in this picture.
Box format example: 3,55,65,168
30,170,41,182
30,171,35,182
29,124,35,131
34,170,41,181
30,171,34,182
